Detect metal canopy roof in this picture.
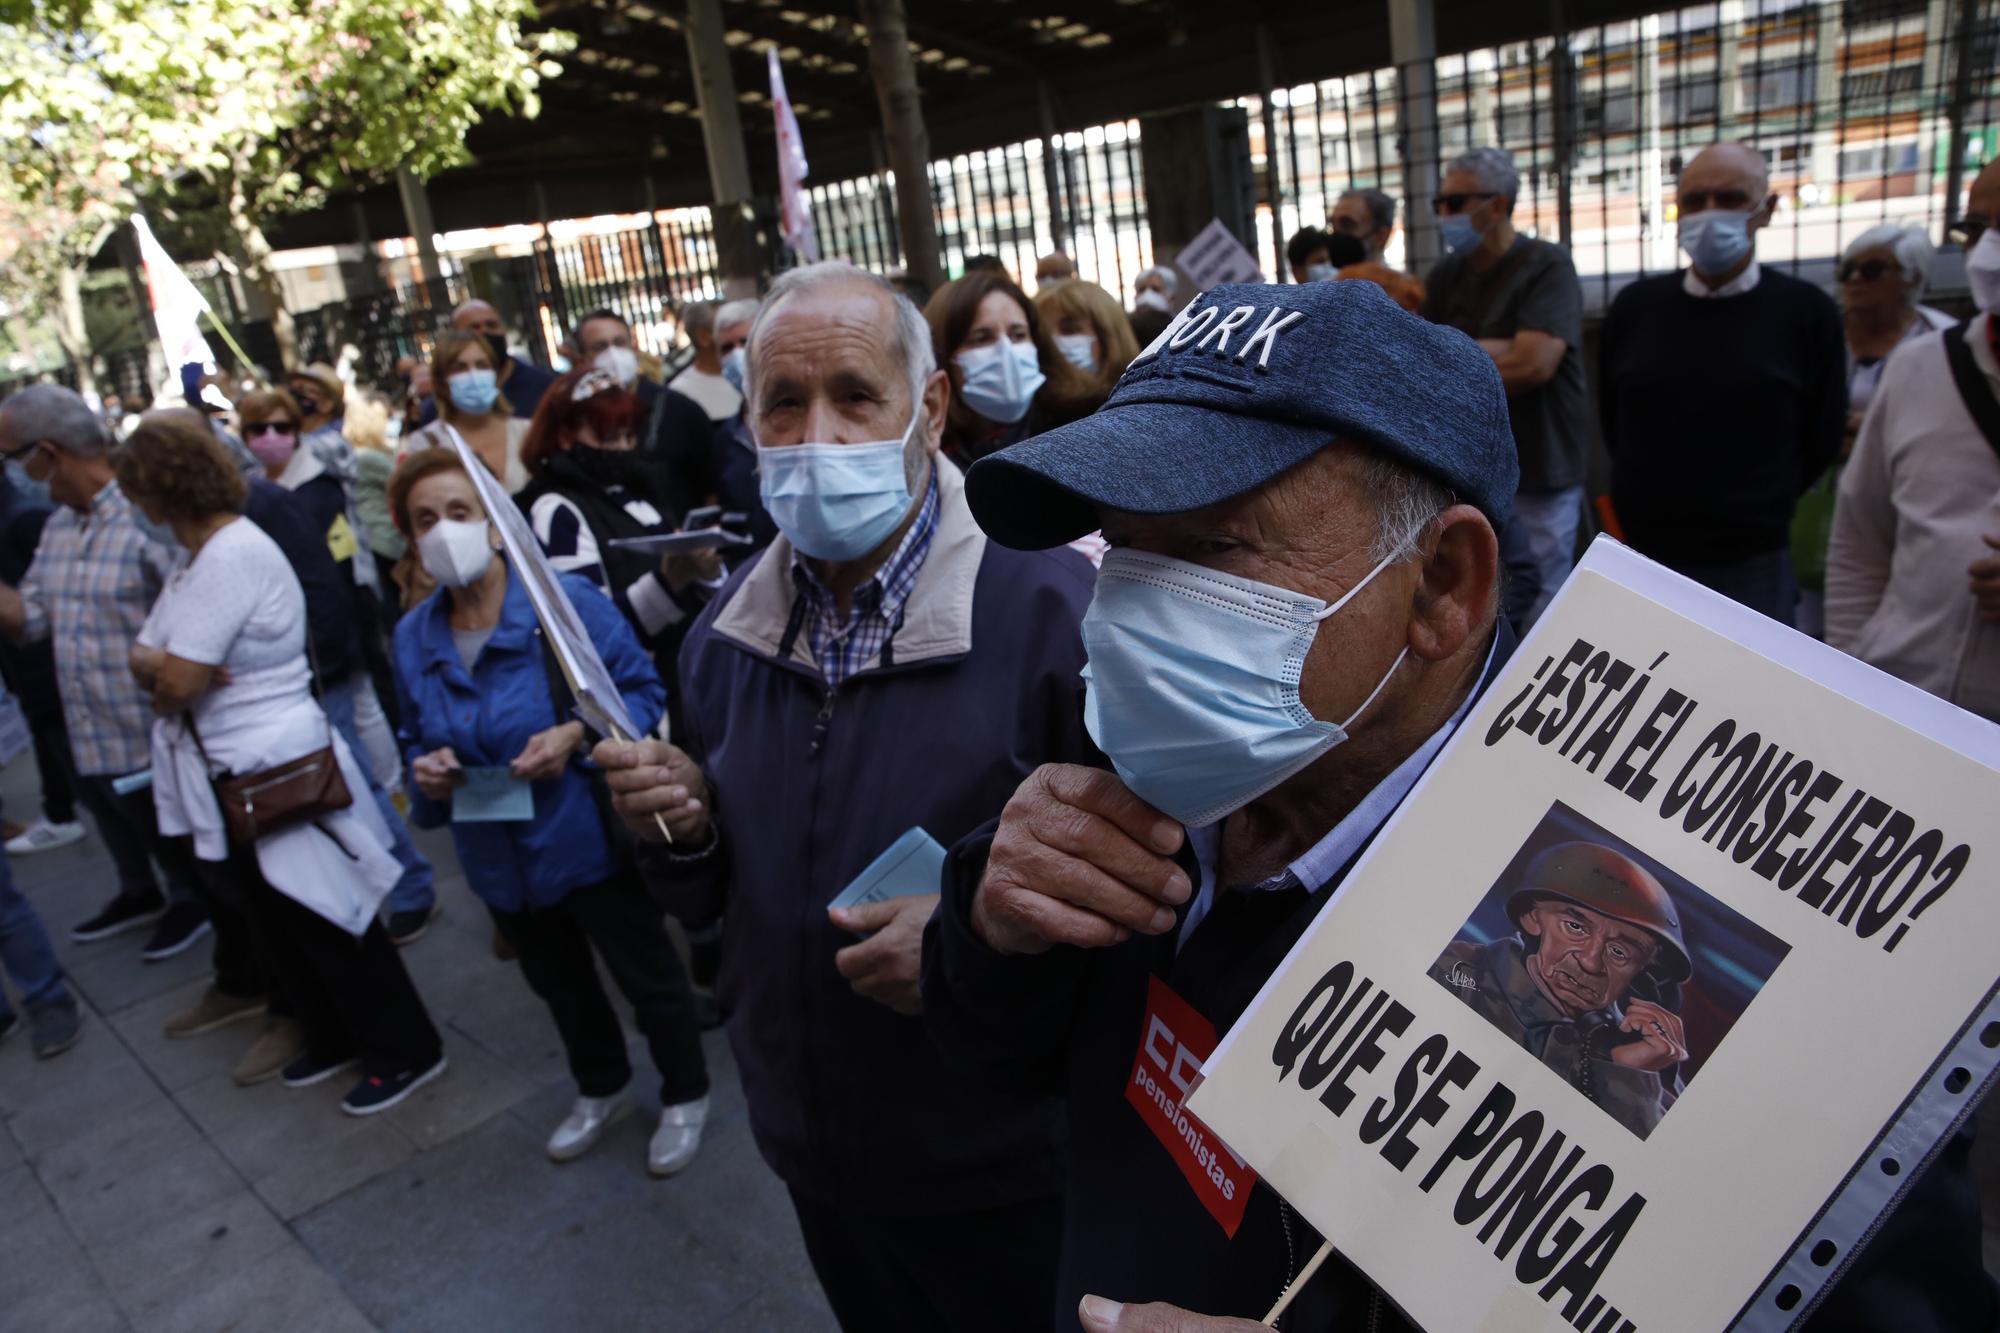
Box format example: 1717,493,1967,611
271,0,1665,252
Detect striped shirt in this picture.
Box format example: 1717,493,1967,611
19,482,173,775
789,476,940,690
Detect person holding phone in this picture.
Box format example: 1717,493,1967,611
517,369,723,678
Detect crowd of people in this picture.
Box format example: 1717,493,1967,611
0,135,1994,1332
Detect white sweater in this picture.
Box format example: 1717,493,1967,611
1826,313,2000,721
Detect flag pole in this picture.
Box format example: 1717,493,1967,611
197,307,255,371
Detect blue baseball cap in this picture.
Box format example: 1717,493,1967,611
963,279,1517,549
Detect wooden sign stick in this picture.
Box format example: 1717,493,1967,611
1261,1240,1334,1326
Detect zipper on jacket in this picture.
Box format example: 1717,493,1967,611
809,690,836,755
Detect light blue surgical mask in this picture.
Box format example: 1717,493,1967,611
447,368,500,415
757,410,921,561
1080,546,1411,828
721,347,748,396
1678,209,1754,279
1305,261,1336,283
1055,333,1097,375
954,339,1045,425
1437,214,1479,254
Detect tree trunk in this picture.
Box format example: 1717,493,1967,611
226,171,295,368
54,263,96,398
858,0,945,293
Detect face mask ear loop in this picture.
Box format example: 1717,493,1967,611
1340,645,1411,731
1312,544,1406,623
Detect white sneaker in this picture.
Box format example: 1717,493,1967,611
6,819,84,856
647,1094,709,1177
546,1093,632,1162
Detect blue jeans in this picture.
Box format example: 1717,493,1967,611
1500,485,1586,632
0,846,70,1019
323,676,435,916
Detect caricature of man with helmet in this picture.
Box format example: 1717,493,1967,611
1430,841,1692,1138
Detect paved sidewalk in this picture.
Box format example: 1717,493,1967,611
0,758,836,1332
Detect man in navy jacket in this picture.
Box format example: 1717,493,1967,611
595,261,1095,1331
921,280,1992,1333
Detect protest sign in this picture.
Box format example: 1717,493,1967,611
1188,538,2000,1332
1173,218,1263,288
441,427,645,746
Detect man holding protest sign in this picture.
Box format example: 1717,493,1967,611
920,280,1990,1332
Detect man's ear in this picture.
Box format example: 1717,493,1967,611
1517,909,1541,938
1408,503,1498,663
919,368,950,457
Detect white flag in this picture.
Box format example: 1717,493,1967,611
129,214,215,371
769,48,820,263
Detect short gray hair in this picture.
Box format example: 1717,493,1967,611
745,261,936,407
1355,451,1457,564
1136,265,1179,298
1341,187,1398,233
2,384,108,459
680,300,717,340
1446,147,1521,204
714,299,760,334
1843,223,1935,294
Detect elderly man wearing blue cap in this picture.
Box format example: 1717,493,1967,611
919,280,1990,1333
916,278,1516,1330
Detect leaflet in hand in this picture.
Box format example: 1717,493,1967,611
828,826,949,913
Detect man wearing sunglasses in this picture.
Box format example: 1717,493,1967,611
1599,141,1846,623
1421,147,1588,633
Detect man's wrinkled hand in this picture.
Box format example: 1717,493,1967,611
592,738,711,844
971,764,1190,956
829,892,939,1015
1078,1295,1270,1332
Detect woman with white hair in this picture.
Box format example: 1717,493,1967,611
1839,224,1956,422
1798,224,1960,636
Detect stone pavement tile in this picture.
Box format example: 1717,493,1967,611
51,1136,243,1253
175,1071,415,1222
641,1102,819,1289
708,1285,841,1332
61,940,215,1018
423,957,579,1089
95,1189,295,1326
294,1114,648,1312
381,1196,758,1333
103,975,257,1093
379,1027,539,1151
32,1098,208,1238
0,1164,130,1333
137,1240,376,1333
1,1014,161,1153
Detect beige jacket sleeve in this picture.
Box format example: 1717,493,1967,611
1824,385,1897,653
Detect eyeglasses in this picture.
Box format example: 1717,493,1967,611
0,440,41,463
243,421,296,438
1432,192,1497,215
1678,188,1756,213
1837,259,1899,283
1950,216,1990,247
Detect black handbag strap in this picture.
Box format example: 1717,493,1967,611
1942,321,2000,464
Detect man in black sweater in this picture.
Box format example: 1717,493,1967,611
1600,141,1846,622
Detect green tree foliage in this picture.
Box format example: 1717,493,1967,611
0,0,571,367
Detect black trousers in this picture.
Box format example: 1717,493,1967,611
488,870,708,1105
163,836,264,1000
25,706,76,825
238,847,441,1077
787,1189,1064,1333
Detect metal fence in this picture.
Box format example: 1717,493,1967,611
189,0,2000,393
1240,0,2000,305
800,121,1157,300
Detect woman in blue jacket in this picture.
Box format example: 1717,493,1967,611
387,450,709,1174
